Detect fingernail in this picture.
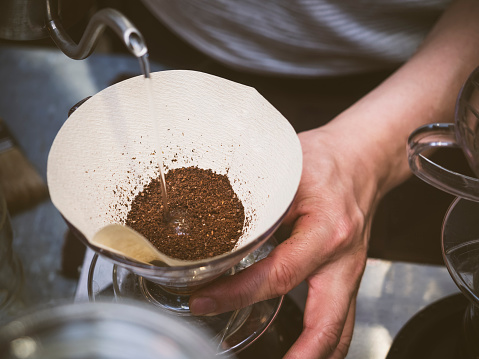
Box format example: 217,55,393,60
190,297,217,316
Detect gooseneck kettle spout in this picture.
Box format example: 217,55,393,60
0,0,149,75
45,0,148,61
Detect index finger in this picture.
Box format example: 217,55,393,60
189,224,330,316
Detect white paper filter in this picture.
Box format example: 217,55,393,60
47,70,302,256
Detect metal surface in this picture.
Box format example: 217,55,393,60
77,248,459,359
0,45,461,358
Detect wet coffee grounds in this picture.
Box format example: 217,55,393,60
125,166,245,261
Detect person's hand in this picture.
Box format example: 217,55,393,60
190,123,383,358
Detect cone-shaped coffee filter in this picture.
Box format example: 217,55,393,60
47,70,302,283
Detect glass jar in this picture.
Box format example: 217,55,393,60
0,301,218,359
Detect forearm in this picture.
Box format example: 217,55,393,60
322,0,479,198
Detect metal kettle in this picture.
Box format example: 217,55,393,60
0,0,148,60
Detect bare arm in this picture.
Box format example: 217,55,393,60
336,0,479,196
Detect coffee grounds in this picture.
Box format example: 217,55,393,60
125,166,245,261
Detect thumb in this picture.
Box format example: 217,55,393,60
189,237,309,316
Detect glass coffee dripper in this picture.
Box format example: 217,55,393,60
408,65,479,201
407,65,479,357
86,236,283,354
47,70,303,354
442,197,479,358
